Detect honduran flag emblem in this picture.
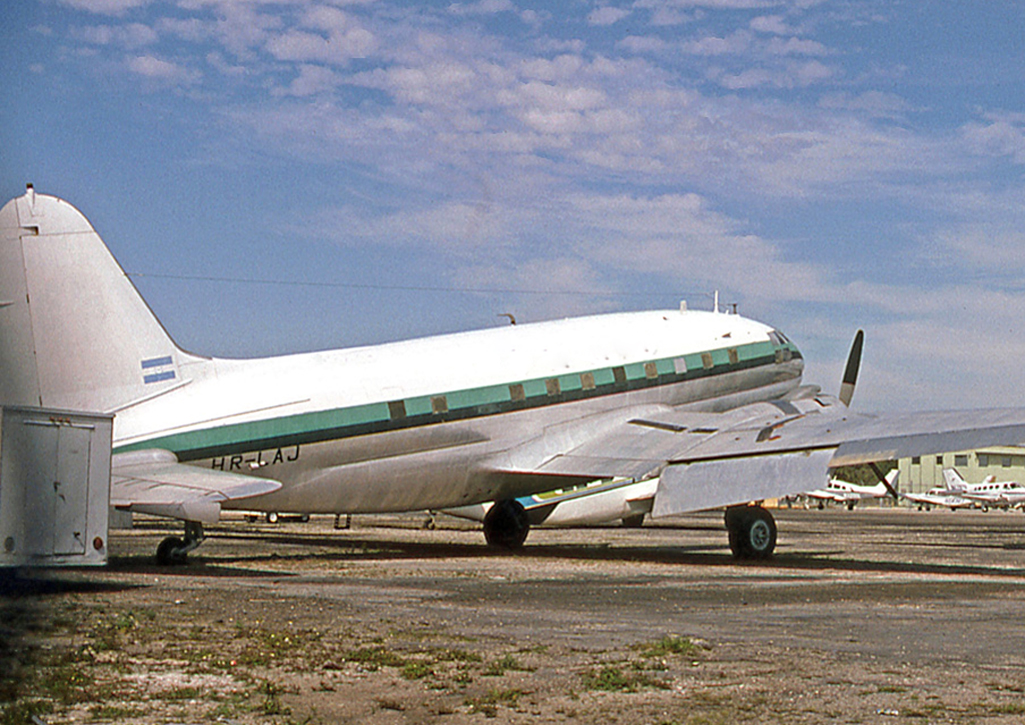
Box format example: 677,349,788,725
141,355,176,384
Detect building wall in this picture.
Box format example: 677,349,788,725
898,447,1025,494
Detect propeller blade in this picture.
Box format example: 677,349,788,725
870,462,900,500
839,329,864,407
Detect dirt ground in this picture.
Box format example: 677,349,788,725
4,507,1025,724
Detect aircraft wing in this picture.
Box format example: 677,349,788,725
110,449,281,523
493,397,1025,519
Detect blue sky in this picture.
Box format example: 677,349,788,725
2,0,1025,412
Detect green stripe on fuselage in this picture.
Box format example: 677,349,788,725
115,339,795,461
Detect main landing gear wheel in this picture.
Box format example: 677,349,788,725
483,499,531,549
155,521,205,566
725,505,777,560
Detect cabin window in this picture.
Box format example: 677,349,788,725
955,454,968,467
388,400,406,420
580,372,596,390
912,456,921,465
728,348,739,365
545,378,561,396
936,455,943,465
701,352,714,370
613,366,627,386
509,383,525,402
1003,457,1013,468
979,454,989,467
431,396,448,414
644,362,658,380
673,357,687,374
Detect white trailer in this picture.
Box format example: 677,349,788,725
0,406,113,567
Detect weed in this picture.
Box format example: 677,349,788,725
0,699,53,725
259,681,291,716
876,685,908,694
466,688,525,717
89,703,147,720
634,634,703,659
483,654,532,676
345,645,406,670
581,664,668,693
401,660,433,679
991,702,1025,715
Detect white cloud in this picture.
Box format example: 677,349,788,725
588,6,631,26
683,30,752,56
448,0,516,15
749,15,790,34
78,22,157,48
819,91,917,119
266,24,376,65
126,54,200,84
279,64,339,96
961,114,1025,164
58,0,151,16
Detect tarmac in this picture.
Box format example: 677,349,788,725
4,507,1025,723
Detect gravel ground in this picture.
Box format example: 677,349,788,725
4,507,1025,724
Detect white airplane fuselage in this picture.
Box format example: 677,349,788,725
112,311,805,515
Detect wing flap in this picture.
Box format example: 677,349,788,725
111,448,281,523
652,449,835,517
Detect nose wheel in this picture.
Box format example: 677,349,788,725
725,505,776,559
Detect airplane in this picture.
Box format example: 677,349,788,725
902,487,974,511
7,186,1025,565
803,470,898,510
941,468,1025,510
442,476,659,528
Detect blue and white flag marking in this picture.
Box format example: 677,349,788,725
142,355,176,384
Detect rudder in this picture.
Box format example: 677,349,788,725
0,186,198,412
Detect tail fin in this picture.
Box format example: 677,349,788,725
0,186,198,412
942,468,966,491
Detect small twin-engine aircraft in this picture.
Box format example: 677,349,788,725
941,468,1025,509
5,186,1025,564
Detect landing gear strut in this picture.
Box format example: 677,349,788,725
483,499,531,549
155,521,205,566
724,505,776,559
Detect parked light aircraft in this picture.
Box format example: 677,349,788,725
804,470,898,510
8,187,1025,564
941,469,1025,509
902,488,973,510
443,476,659,528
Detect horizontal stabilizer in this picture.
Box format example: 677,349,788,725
111,449,281,523
652,449,835,517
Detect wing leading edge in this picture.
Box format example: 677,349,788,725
111,449,281,523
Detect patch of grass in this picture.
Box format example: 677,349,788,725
580,664,669,693
42,663,95,704
259,681,291,717
0,699,53,725
344,645,406,670
89,703,147,720
430,646,482,663
483,654,534,677
465,688,525,717
634,634,703,659
401,661,434,680
160,685,201,701
991,702,1025,715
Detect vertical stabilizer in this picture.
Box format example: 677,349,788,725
0,188,198,412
